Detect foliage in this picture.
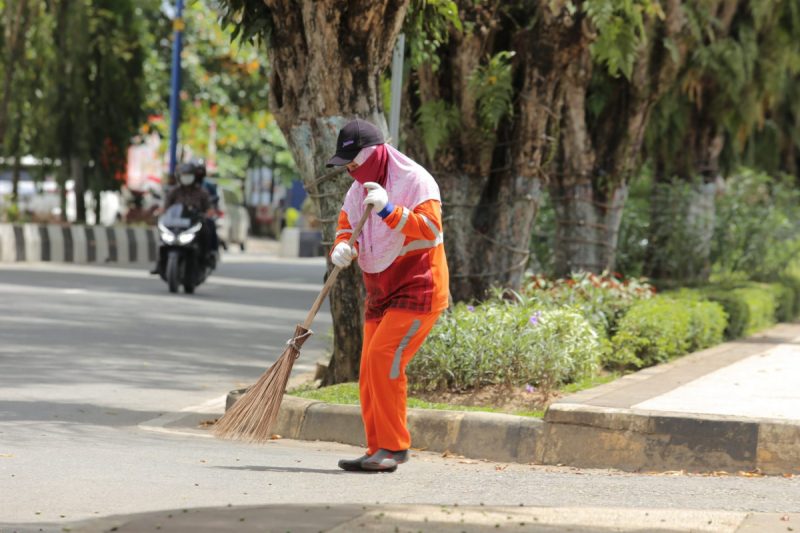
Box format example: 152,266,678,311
415,99,460,160
468,51,515,131
614,172,651,277
583,0,664,79
214,0,272,47
139,0,297,182
711,169,800,280
521,271,655,338
404,0,462,71
409,300,601,399
702,285,776,339
610,295,725,369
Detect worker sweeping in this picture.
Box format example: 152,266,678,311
325,118,449,473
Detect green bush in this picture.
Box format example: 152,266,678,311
609,296,725,369
703,285,777,338
702,291,750,339
610,297,693,368
712,169,800,280
521,272,654,338
409,302,601,398
778,272,800,318
765,282,795,322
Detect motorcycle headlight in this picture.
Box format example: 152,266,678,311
159,226,176,244
178,232,196,244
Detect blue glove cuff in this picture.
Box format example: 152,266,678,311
377,202,395,219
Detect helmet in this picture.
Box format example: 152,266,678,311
176,159,206,186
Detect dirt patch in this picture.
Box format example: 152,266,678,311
411,384,562,414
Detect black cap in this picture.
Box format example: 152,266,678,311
326,119,384,167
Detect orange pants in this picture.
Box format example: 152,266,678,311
359,309,441,454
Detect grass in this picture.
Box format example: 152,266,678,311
287,373,622,419
290,382,544,417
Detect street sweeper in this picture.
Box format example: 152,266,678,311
326,118,450,473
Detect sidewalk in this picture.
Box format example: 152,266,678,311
218,323,800,476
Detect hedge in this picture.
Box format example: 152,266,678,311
609,296,726,369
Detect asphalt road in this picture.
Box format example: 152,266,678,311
1,252,798,532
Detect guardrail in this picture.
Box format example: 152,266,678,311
0,223,158,265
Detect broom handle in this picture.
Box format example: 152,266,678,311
301,205,373,330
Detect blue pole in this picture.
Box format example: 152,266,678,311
168,0,185,179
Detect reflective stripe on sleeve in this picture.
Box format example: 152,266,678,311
394,207,410,232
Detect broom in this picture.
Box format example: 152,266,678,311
213,205,373,442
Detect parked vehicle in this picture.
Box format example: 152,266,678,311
156,203,217,294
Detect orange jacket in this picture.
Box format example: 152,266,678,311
334,199,449,321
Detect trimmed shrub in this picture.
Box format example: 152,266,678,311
778,273,800,318
765,282,795,323
409,302,601,398
702,284,777,339
609,297,692,369
686,300,727,351
609,296,725,369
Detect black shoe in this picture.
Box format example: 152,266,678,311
149,266,159,275
337,454,370,472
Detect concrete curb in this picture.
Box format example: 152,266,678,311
0,222,157,265
226,391,545,464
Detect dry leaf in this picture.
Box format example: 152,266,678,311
495,465,508,471
458,460,478,465
738,469,765,478
781,515,790,522
198,419,217,428
269,434,282,440
0,454,14,458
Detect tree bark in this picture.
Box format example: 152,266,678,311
259,0,408,384
71,157,86,224
0,0,32,144
549,0,687,276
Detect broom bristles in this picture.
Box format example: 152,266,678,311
214,326,311,442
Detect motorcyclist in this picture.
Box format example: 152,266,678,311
150,161,219,274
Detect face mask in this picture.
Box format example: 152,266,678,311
179,174,194,186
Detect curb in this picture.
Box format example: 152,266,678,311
226,390,545,464
0,222,157,265
541,403,800,475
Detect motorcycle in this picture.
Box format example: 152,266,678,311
156,203,217,294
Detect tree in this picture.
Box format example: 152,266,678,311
43,0,146,223
644,0,800,283
217,0,409,384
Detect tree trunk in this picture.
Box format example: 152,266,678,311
0,0,32,144
549,0,687,276
260,0,408,384
71,157,86,224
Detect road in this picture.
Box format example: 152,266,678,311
0,251,798,532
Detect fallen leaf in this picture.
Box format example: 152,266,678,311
738,469,765,478
270,434,282,440
781,515,790,522
495,465,507,471
458,460,478,464
0,454,13,458
198,419,217,428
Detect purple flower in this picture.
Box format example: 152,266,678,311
529,311,541,326
525,384,536,393
467,305,475,312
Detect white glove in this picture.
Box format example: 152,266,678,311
362,182,389,212
331,242,358,268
